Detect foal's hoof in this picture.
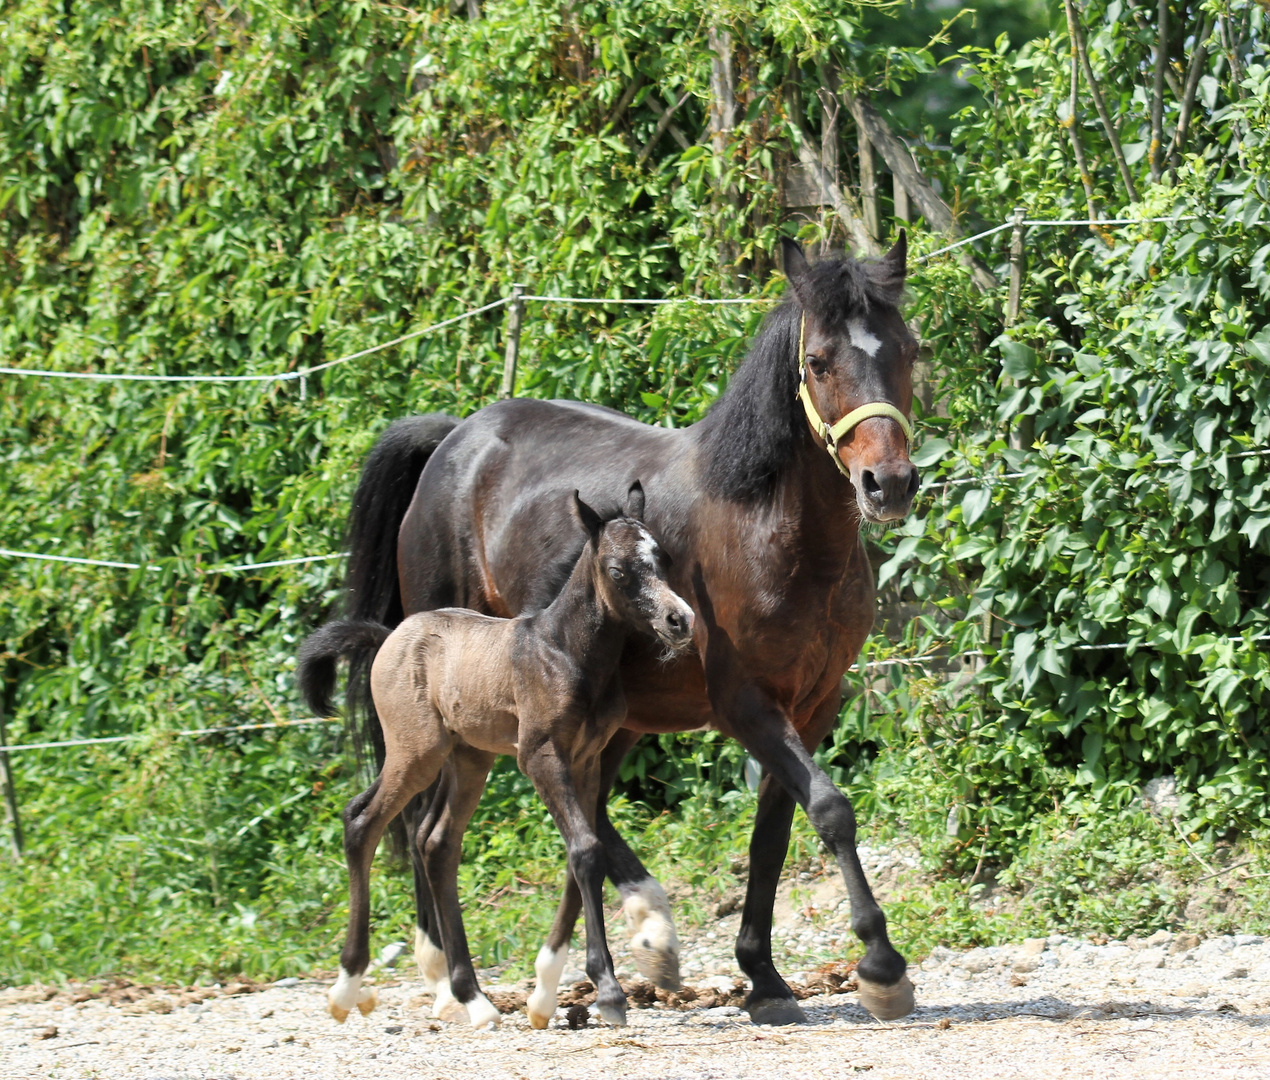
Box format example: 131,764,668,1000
856,974,915,1021
356,988,379,1016
632,943,682,991
746,997,807,1026
328,1001,350,1024
526,1007,551,1030
591,998,628,1027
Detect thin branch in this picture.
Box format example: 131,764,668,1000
638,91,691,164
1131,8,1183,98
1067,0,1139,202
602,73,647,133
1168,15,1214,167
1150,0,1168,183
1061,0,1105,227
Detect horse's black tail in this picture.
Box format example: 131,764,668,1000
343,413,459,767
296,620,394,719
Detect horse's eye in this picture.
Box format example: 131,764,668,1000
806,354,828,377
608,566,626,582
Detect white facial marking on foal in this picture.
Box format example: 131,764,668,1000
526,944,569,1026
635,530,658,574
620,878,679,956
847,316,882,358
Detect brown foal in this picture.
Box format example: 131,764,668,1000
306,483,694,1028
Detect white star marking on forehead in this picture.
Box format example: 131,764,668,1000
635,530,658,571
847,316,882,358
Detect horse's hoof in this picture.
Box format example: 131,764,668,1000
591,999,628,1027
632,944,682,991
328,1001,350,1023
747,997,807,1026
356,988,378,1016
526,1008,551,1030
466,994,501,1030
856,974,915,1021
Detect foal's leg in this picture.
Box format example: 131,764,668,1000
330,756,440,1022
422,744,499,1029
520,739,627,1026
529,731,680,1028
410,775,450,991
729,688,912,1023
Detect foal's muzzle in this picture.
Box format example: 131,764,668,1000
658,601,696,652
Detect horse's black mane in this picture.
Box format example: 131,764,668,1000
697,253,905,502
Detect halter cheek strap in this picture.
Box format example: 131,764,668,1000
796,312,914,478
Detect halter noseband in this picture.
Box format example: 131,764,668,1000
796,312,914,478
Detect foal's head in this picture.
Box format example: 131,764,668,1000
571,482,695,653
784,235,920,522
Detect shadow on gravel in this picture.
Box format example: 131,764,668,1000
801,995,1270,1028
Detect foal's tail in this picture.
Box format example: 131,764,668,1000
297,620,393,719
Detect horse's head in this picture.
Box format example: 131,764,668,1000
783,235,919,523
571,482,695,653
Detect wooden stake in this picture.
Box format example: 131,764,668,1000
858,129,880,242
0,696,23,861
499,284,525,400
1006,208,1034,453
1150,0,1168,183
893,172,909,224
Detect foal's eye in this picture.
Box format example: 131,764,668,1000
805,354,828,377
608,567,626,582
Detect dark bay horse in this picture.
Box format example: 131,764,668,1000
303,485,694,1028
334,236,920,1025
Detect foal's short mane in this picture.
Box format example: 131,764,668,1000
698,254,905,502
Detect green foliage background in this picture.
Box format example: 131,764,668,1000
0,0,1267,983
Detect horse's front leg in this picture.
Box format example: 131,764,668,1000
520,736,627,1026
528,730,680,1027
726,684,912,1023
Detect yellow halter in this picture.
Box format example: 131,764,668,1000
796,312,914,478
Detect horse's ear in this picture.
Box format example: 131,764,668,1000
625,480,645,522
571,490,603,543
875,230,908,299
781,236,811,298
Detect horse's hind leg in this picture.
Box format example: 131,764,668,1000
422,744,499,1029
330,757,441,1023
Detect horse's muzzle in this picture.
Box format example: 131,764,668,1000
858,462,920,521
658,603,696,652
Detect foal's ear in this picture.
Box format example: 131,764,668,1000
625,480,645,522
571,490,604,544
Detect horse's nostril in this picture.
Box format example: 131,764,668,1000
861,469,883,499
906,468,919,497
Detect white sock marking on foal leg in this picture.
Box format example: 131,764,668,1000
620,878,681,987
847,316,882,358
328,966,377,1021
526,944,568,1029
415,927,447,992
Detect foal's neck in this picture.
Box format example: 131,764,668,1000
536,542,626,671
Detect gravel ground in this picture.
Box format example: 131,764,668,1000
5,924,1269,1080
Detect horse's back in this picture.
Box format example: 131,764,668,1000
399,398,692,617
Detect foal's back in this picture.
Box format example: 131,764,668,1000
371,607,520,758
